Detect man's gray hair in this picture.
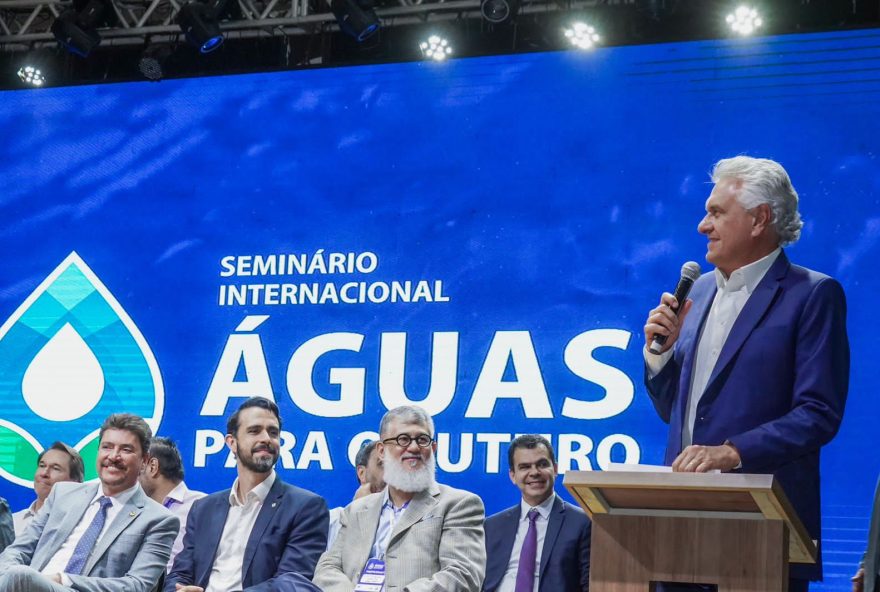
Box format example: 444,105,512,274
379,405,435,437
712,156,803,246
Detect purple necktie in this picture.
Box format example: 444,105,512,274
515,509,539,592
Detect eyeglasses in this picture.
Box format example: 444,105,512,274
382,433,433,448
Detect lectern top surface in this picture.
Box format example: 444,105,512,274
562,470,817,564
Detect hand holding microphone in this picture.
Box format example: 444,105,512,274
644,261,701,355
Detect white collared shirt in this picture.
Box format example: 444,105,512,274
41,482,141,579
205,471,277,592
498,493,557,592
12,500,38,536
162,481,207,572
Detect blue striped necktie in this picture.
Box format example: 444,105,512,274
65,496,113,575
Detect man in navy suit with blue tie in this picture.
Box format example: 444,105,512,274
482,435,591,592
166,397,327,592
644,156,850,592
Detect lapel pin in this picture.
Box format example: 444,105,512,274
129,511,136,517
272,502,277,508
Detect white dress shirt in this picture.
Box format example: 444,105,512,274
205,471,277,592
162,481,207,571
498,493,557,592
41,482,141,580
12,500,38,536
646,248,780,447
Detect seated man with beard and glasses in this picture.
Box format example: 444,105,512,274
314,405,486,592
166,397,328,592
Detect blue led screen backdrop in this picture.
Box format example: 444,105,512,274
1,28,879,590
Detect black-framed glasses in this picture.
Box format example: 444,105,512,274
382,433,433,448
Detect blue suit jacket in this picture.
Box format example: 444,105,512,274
482,496,591,592
646,251,849,581
165,477,328,592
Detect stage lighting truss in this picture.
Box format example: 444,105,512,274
0,0,609,51
564,21,599,49
419,34,451,60
726,5,762,36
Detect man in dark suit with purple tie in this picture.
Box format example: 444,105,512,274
482,435,590,592
643,156,850,592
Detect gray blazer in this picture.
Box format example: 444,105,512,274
864,477,880,592
313,482,486,592
0,481,179,592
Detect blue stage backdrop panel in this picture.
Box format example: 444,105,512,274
1,28,879,591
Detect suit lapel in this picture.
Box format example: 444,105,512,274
198,492,231,586
84,488,146,574
701,252,788,402
241,478,285,585
388,483,439,545
33,484,97,571
485,506,519,590
538,497,564,579
675,281,716,441
497,507,520,565
354,493,385,569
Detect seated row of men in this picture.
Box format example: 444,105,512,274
0,397,591,592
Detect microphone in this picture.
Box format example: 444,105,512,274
648,261,701,355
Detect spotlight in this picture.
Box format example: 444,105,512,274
419,35,452,61
480,0,518,25
564,22,600,50
17,65,46,86
178,0,225,53
330,0,380,42
51,0,108,57
726,5,762,36
139,43,174,80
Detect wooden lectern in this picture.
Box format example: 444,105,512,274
563,471,816,592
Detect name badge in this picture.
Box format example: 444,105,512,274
354,558,386,592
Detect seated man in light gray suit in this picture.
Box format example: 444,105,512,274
0,413,179,592
314,405,486,592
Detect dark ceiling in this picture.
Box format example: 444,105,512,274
0,0,878,90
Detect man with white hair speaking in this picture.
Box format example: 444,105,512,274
314,405,486,591
643,156,850,591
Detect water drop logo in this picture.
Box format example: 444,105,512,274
0,252,163,486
